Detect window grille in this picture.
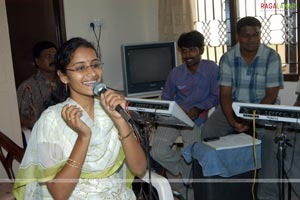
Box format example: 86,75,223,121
195,0,299,81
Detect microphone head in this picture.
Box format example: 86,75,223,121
93,82,107,96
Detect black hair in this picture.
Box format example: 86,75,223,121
237,16,261,33
54,37,98,73
177,30,205,49
32,41,57,67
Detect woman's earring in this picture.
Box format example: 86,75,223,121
65,82,68,92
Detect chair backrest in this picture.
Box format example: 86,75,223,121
140,170,174,200
0,131,25,179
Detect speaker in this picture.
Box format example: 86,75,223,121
192,159,256,200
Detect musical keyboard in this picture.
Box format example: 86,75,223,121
232,102,300,124
126,97,194,127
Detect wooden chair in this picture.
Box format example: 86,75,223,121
0,131,25,200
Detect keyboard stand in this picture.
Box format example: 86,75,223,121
127,98,195,200
231,102,299,200
274,123,291,200
133,112,160,200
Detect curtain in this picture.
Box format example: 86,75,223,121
158,0,194,42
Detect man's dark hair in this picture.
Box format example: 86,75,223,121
237,17,261,33
33,41,57,59
177,30,205,49
32,41,57,67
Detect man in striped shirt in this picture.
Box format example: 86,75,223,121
201,16,284,200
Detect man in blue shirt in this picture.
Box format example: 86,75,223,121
150,30,219,198
201,17,284,200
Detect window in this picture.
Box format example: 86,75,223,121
195,0,299,81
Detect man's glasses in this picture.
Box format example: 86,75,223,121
66,62,103,73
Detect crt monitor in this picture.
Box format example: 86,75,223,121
121,41,177,97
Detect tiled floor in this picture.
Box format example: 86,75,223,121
0,182,14,200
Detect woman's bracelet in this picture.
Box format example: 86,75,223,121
68,158,81,165
119,130,133,141
66,160,82,169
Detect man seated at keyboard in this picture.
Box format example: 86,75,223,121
201,16,285,200
150,30,219,200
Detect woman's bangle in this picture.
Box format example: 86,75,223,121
68,158,81,165
119,130,132,141
66,160,82,169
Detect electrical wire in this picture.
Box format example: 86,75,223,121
131,122,141,144
125,103,159,199
251,110,257,200
91,23,102,60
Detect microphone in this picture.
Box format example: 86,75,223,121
93,82,133,124
93,82,108,95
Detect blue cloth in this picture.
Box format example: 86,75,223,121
182,142,261,177
161,60,220,126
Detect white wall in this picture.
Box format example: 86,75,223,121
279,81,298,106
63,0,159,90
0,0,22,179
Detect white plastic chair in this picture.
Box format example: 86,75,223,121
140,170,174,200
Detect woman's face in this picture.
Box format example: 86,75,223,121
58,47,102,100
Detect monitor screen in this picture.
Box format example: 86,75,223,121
122,42,177,97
